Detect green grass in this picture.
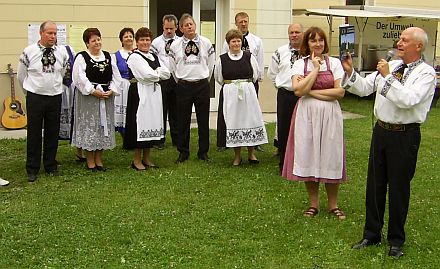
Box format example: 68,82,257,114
1,95,439,268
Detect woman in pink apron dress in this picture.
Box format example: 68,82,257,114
282,27,347,220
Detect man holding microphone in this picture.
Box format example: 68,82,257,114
341,27,436,257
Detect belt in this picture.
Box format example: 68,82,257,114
377,120,420,132
92,83,110,92
178,78,207,85
223,79,253,84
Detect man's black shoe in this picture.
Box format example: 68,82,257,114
28,174,37,182
254,145,264,152
198,153,210,161
388,246,404,257
48,170,62,176
175,154,189,164
352,239,381,249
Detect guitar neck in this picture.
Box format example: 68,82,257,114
7,64,16,101
10,76,15,101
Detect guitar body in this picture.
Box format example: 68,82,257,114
2,96,27,129
1,64,27,129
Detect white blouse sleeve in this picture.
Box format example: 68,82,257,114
72,54,95,95
127,53,164,84
109,57,122,96
158,57,171,80
329,57,344,81
292,59,305,76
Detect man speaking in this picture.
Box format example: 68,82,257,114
341,27,436,257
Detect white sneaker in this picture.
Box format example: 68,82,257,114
0,177,10,186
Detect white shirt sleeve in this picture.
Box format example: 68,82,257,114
267,50,280,85
17,52,28,91
168,43,178,82
250,54,259,82
256,38,264,80
207,43,216,80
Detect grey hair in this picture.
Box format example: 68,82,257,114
411,27,428,52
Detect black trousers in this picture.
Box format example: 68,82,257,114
363,123,420,247
277,88,299,170
160,78,178,145
175,79,210,157
26,92,62,175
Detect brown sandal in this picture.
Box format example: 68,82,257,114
303,207,319,217
329,208,346,220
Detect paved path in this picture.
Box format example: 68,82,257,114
0,111,364,140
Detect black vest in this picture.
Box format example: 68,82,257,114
220,51,253,80
78,50,113,86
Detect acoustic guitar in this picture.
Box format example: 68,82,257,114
1,64,27,129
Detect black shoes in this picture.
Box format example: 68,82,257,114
131,162,146,171
352,239,403,258
248,158,260,164
86,165,97,172
28,170,61,182
75,154,87,162
175,153,209,163
96,166,106,172
352,238,381,249
175,154,189,164
141,160,159,169
388,246,404,257
28,174,37,182
198,153,210,162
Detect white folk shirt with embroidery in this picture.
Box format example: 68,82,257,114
168,34,215,82
223,32,264,80
17,43,69,96
342,59,437,124
267,44,299,91
151,34,180,70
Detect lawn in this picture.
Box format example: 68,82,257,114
1,95,439,268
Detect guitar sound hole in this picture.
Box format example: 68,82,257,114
10,103,17,110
